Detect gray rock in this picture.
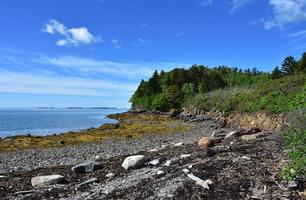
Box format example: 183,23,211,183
122,155,145,170
149,159,160,166
241,134,258,141
72,161,103,174
287,181,298,188
156,170,165,175
105,172,115,178
31,175,67,187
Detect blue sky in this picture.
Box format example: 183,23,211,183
0,0,306,108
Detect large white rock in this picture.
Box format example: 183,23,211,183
31,175,66,187
122,155,145,170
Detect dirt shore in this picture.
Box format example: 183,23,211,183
0,112,304,199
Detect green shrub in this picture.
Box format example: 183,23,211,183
281,108,306,181
250,75,306,99
248,91,291,114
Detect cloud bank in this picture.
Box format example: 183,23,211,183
264,0,306,29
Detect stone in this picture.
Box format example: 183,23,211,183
79,178,99,187
105,172,115,178
149,159,160,166
164,160,172,167
72,161,103,174
122,155,145,170
180,154,191,159
198,137,214,149
95,155,103,161
186,173,211,189
31,175,67,187
241,134,258,141
156,170,165,175
58,140,65,145
287,181,298,189
174,142,184,147
224,131,239,139
148,148,158,152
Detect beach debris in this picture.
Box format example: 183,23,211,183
148,148,158,152
79,178,99,187
105,172,115,178
15,190,35,195
156,170,165,175
224,131,239,139
241,134,258,141
71,161,103,174
174,142,183,147
180,154,191,159
122,155,145,170
164,160,172,167
31,175,67,187
287,181,298,189
94,155,103,161
186,173,212,189
58,140,65,145
198,137,214,149
149,159,160,166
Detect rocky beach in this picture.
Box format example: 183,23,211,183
0,111,304,199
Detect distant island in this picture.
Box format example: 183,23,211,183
66,107,117,109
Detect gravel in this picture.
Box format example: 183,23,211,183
0,120,221,174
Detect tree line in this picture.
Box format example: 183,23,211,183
130,52,306,111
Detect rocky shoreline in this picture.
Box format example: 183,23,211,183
0,112,304,199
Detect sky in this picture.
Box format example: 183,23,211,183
0,0,306,108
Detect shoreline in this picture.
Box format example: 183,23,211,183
0,112,213,174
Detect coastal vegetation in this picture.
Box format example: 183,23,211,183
131,52,306,181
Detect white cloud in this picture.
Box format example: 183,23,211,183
0,70,136,97
35,56,154,77
230,0,253,11
264,0,306,29
42,20,101,46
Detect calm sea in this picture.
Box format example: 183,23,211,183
0,108,127,137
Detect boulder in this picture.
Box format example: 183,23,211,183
122,155,145,170
198,137,214,149
71,161,103,174
31,175,67,187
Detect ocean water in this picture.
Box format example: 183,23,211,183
0,108,127,137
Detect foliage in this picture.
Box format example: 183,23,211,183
130,52,306,112
281,108,306,181
130,65,268,111
247,91,290,114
